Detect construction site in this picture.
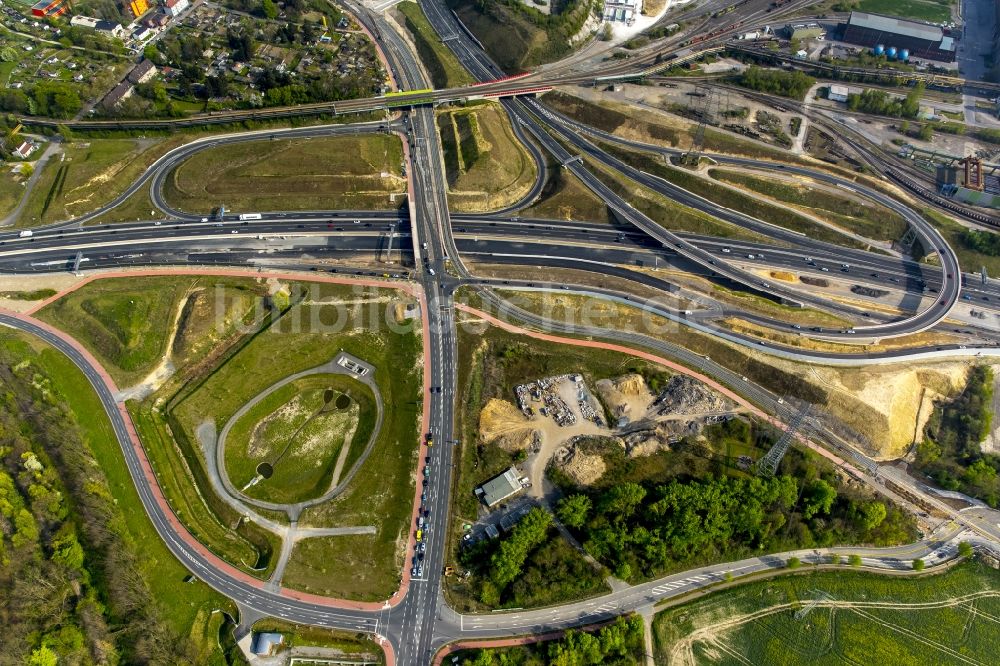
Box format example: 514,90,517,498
480,371,744,493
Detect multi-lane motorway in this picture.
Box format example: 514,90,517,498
3,1,1000,664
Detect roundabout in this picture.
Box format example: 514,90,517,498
216,352,382,515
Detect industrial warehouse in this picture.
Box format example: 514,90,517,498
839,11,958,62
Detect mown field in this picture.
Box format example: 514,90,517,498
858,0,953,23
437,102,538,212
654,560,999,665
224,373,376,505
163,134,406,213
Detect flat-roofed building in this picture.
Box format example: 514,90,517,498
828,84,850,102
841,11,957,62
475,466,523,508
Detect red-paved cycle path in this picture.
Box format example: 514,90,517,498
7,267,439,665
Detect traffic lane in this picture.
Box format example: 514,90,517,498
532,99,963,329
452,220,941,292
0,230,988,326
3,222,993,329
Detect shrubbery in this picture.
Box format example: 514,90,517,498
917,366,1000,506
460,615,644,665
736,66,815,100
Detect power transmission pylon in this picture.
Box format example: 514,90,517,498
755,403,811,477
684,84,718,166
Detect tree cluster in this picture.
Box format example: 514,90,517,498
556,451,911,581
0,351,192,663
0,81,82,118
917,366,1000,506
846,83,923,118
458,506,605,608
736,66,815,101
961,229,1000,257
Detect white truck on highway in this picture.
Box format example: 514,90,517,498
239,213,262,221
18,230,32,238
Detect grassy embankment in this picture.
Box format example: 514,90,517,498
250,619,384,662
521,152,611,222
583,152,767,241
397,1,473,88
437,102,538,212
16,137,189,227
710,168,908,242
162,134,406,213
653,559,998,664
39,276,284,577
224,373,376,505
41,276,424,596
0,329,238,663
598,140,876,250
923,208,1000,275
447,0,597,71
542,90,804,162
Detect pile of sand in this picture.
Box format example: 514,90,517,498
557,447,607,487
479,398,536,452
596,373,655,422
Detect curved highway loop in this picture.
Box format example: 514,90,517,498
147,122,398,220
213,355,385,519
524,97,962,341
406,3,964,344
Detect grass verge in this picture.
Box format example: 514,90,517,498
710,168,908,242
162,134,406,214
398,1,473,88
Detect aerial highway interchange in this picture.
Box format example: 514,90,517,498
5,0,1000,663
